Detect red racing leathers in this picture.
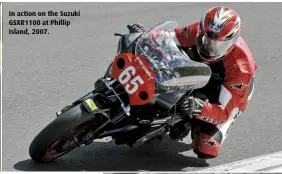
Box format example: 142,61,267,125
174,21,257,125
169,22,258,158
144,20,257,157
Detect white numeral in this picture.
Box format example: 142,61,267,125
119,66,136,84
118,66,144,94
125,75,144,94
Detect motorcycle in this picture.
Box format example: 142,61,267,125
29,21,211,163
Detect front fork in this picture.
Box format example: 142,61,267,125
101,78,131,116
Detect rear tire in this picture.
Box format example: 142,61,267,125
29,104,98,163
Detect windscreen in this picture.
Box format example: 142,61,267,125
135,21,211,90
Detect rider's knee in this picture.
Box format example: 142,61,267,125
193,149,218,159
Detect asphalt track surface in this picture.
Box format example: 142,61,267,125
2,2,282,171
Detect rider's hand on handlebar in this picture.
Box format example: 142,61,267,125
180,96,205,119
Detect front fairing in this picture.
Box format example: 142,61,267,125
117,32,143,54
135,21,211,93
110,21,211,107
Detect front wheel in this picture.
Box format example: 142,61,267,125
29,104,101,163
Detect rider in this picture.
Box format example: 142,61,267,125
134,6,258,159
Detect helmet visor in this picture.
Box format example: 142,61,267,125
196,33,237,59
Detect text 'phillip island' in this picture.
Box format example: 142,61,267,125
8,10,81,35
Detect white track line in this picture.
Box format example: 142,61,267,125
197,151,282,172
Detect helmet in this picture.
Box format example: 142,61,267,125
196,6,241,62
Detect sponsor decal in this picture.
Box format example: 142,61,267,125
230,83,248,90
135,56,154,80
202,139,217,147
182,26,189,38
200,116,225,124
83,98,98,113
182,26,188,33
139,120,151,124
225,110,242,136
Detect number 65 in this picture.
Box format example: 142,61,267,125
118,66,144,94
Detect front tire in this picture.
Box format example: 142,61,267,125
29,103,98,163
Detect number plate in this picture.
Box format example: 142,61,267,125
110,53,156,106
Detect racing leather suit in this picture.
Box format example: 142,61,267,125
166,22,258,158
